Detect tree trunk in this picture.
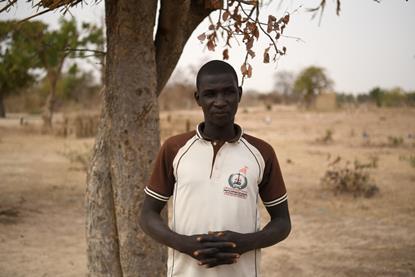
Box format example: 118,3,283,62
0,93,5,118
86,1,166,276
85,1,215,275
42,72,58,130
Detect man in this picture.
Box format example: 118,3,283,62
139,60,291,276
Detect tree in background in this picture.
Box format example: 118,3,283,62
0,20,45,117
57,63,99,105
34,18,103,129
0,18,104,125
369,86,411,107
273,70,296,103
369,87,386,107
293,65,333,108
274,70,294,95
37,18,79,128
77,21,106,85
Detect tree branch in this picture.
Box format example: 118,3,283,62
8,0,82,23
155,0,218,96
65,47,106,55
0,0,17,13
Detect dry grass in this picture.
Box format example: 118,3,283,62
1,106,415,277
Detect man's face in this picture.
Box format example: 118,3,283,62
195,72,242,128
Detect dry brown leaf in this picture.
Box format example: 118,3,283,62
197,33,206,42
222,10,230,21
253,28,259,39
247,64,252,78
241,63,247,77
263,48,270,63
246,37,254,50
267,15,274,33
207,40,215,51
223,48,229,60
274,22,280,31
283,14,290,24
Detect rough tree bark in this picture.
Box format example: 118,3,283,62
0,93,5,118
86,1,163,276
86,0,214,276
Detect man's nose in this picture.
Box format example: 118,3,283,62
213,94,227,106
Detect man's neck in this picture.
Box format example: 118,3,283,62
203,122,235,141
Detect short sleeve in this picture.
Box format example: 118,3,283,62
145,141,176,202
258,147,287,207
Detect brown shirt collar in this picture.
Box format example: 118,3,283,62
196,122,243,143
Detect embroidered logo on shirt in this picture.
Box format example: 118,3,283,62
224,166,248,199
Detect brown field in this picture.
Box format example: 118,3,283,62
1,106,414,277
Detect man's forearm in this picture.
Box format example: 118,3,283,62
249,217,291,250
215,200,291,255
139,209,184,251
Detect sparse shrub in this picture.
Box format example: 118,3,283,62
321,156,379,198
399,155,415,168
55,112,100,138
387,136,404,147
265,104,272,111
317,129,333,144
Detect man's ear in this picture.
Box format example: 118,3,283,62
194,91,200,105
238,86,243,102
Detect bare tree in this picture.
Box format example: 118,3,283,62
274,70,294,95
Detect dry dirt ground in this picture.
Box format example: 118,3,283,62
1,106,414,277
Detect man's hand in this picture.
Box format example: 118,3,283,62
207,231,252,255
177,234,240,268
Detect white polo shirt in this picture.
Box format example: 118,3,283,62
145,123,287,277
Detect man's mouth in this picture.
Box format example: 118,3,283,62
212,110,229,114
212,111,228,116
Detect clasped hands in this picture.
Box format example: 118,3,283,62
179,230,250,268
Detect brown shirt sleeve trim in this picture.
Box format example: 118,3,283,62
146,131,196,201
144,187,170,202
263,193,287,207
242,133,287,205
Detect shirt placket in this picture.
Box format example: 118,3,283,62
210,142,226,182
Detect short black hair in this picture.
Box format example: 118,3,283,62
196,60,239,90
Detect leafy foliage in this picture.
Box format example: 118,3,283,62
293,66,333,107
0,20,46,96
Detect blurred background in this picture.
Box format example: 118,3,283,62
0,0,414,276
